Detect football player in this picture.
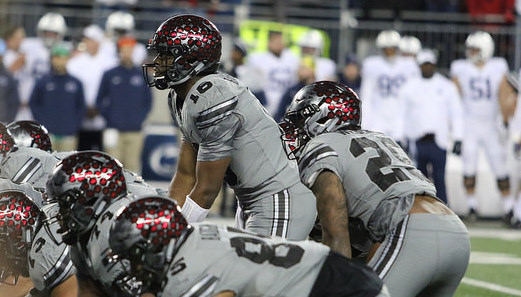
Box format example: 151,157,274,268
0,190,77,297
108,195,389,297
45,151,166,297
280,81,470,297
1,121,61,191
143,15,316,240
100,11,147,67
450,31,516,220
297,29,337,81
359,30,419,146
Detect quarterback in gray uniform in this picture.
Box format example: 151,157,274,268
45,151,166,297
0,190,76,297
142,14,316,239
281,81,470,297
108,196,389,297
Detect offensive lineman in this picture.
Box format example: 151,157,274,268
0,190,77,297
450,31,516,220
281,81,470,297
143,15,316,239
108,196,389,297
360,30,420,145
45,151,168,297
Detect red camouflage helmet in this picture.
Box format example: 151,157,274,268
7,121,53,152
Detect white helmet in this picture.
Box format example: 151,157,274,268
298,30,324,55
399,35,421,56
37,12,67,48
106,11,135,40
375,30,401,49
465,31,494,63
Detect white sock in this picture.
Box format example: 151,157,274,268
514,195,521,220
502,195,515,214
466,195,479,210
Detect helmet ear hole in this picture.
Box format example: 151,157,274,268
316,117,329,124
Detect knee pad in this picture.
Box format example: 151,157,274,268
497,177,510,192
463,176,476,190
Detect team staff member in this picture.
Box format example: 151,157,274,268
400,49,464,204
143,15,316,240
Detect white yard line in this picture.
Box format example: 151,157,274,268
462,278,521,296
468,228,521,241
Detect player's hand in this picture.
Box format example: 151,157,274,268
452,141,462,156
514,141,521,159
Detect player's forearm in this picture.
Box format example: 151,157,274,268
169,172,196,206
189,182,221,209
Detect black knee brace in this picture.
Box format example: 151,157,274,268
464,176,476,190
497,177,510,192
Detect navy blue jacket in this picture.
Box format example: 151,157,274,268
96,65,152,131
0,66,20,124
29,72,86,136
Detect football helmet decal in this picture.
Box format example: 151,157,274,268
0,190,41,284
45,151,127,245
109,196,192,294
7,121,53,152
143,14,222,89
0,123,15,157
282,81,361,156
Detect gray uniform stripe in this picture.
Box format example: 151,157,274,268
298,145,338,172
13,157,41,183
181,275,218,297
43,247,72,289
372,215,409,278
196,97,238,129
271,189,290,238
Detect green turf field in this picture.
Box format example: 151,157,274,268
454,222,521,297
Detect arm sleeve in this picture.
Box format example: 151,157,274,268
196,109,241,162
299,141,342,188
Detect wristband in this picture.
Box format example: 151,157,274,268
181,195,210,223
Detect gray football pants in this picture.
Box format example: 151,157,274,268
368,213,470,297
235,182,317,240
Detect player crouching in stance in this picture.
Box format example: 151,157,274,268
0,190,77,297
45,151,144,297
108,195,390,297
280,81,470,297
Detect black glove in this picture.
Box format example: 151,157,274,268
452,141,462,156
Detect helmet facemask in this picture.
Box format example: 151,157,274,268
109,196,192,294
0,191,40,285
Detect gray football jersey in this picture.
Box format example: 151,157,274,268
161,224,329,297
85,195,142,297
123,169,168,196
0,178,44,207
28,203,76,294
298,130,437,242
169,72,302,201
0,147,60,191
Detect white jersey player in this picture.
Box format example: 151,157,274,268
298,29,337,81
5,13,68,121
99,11,147,67
144,15,316,240
247,30,299,115
450,31,515,219
108,196,389,297
281,81,470,297
360,30,420,143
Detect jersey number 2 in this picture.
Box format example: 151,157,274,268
350,136,419,192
